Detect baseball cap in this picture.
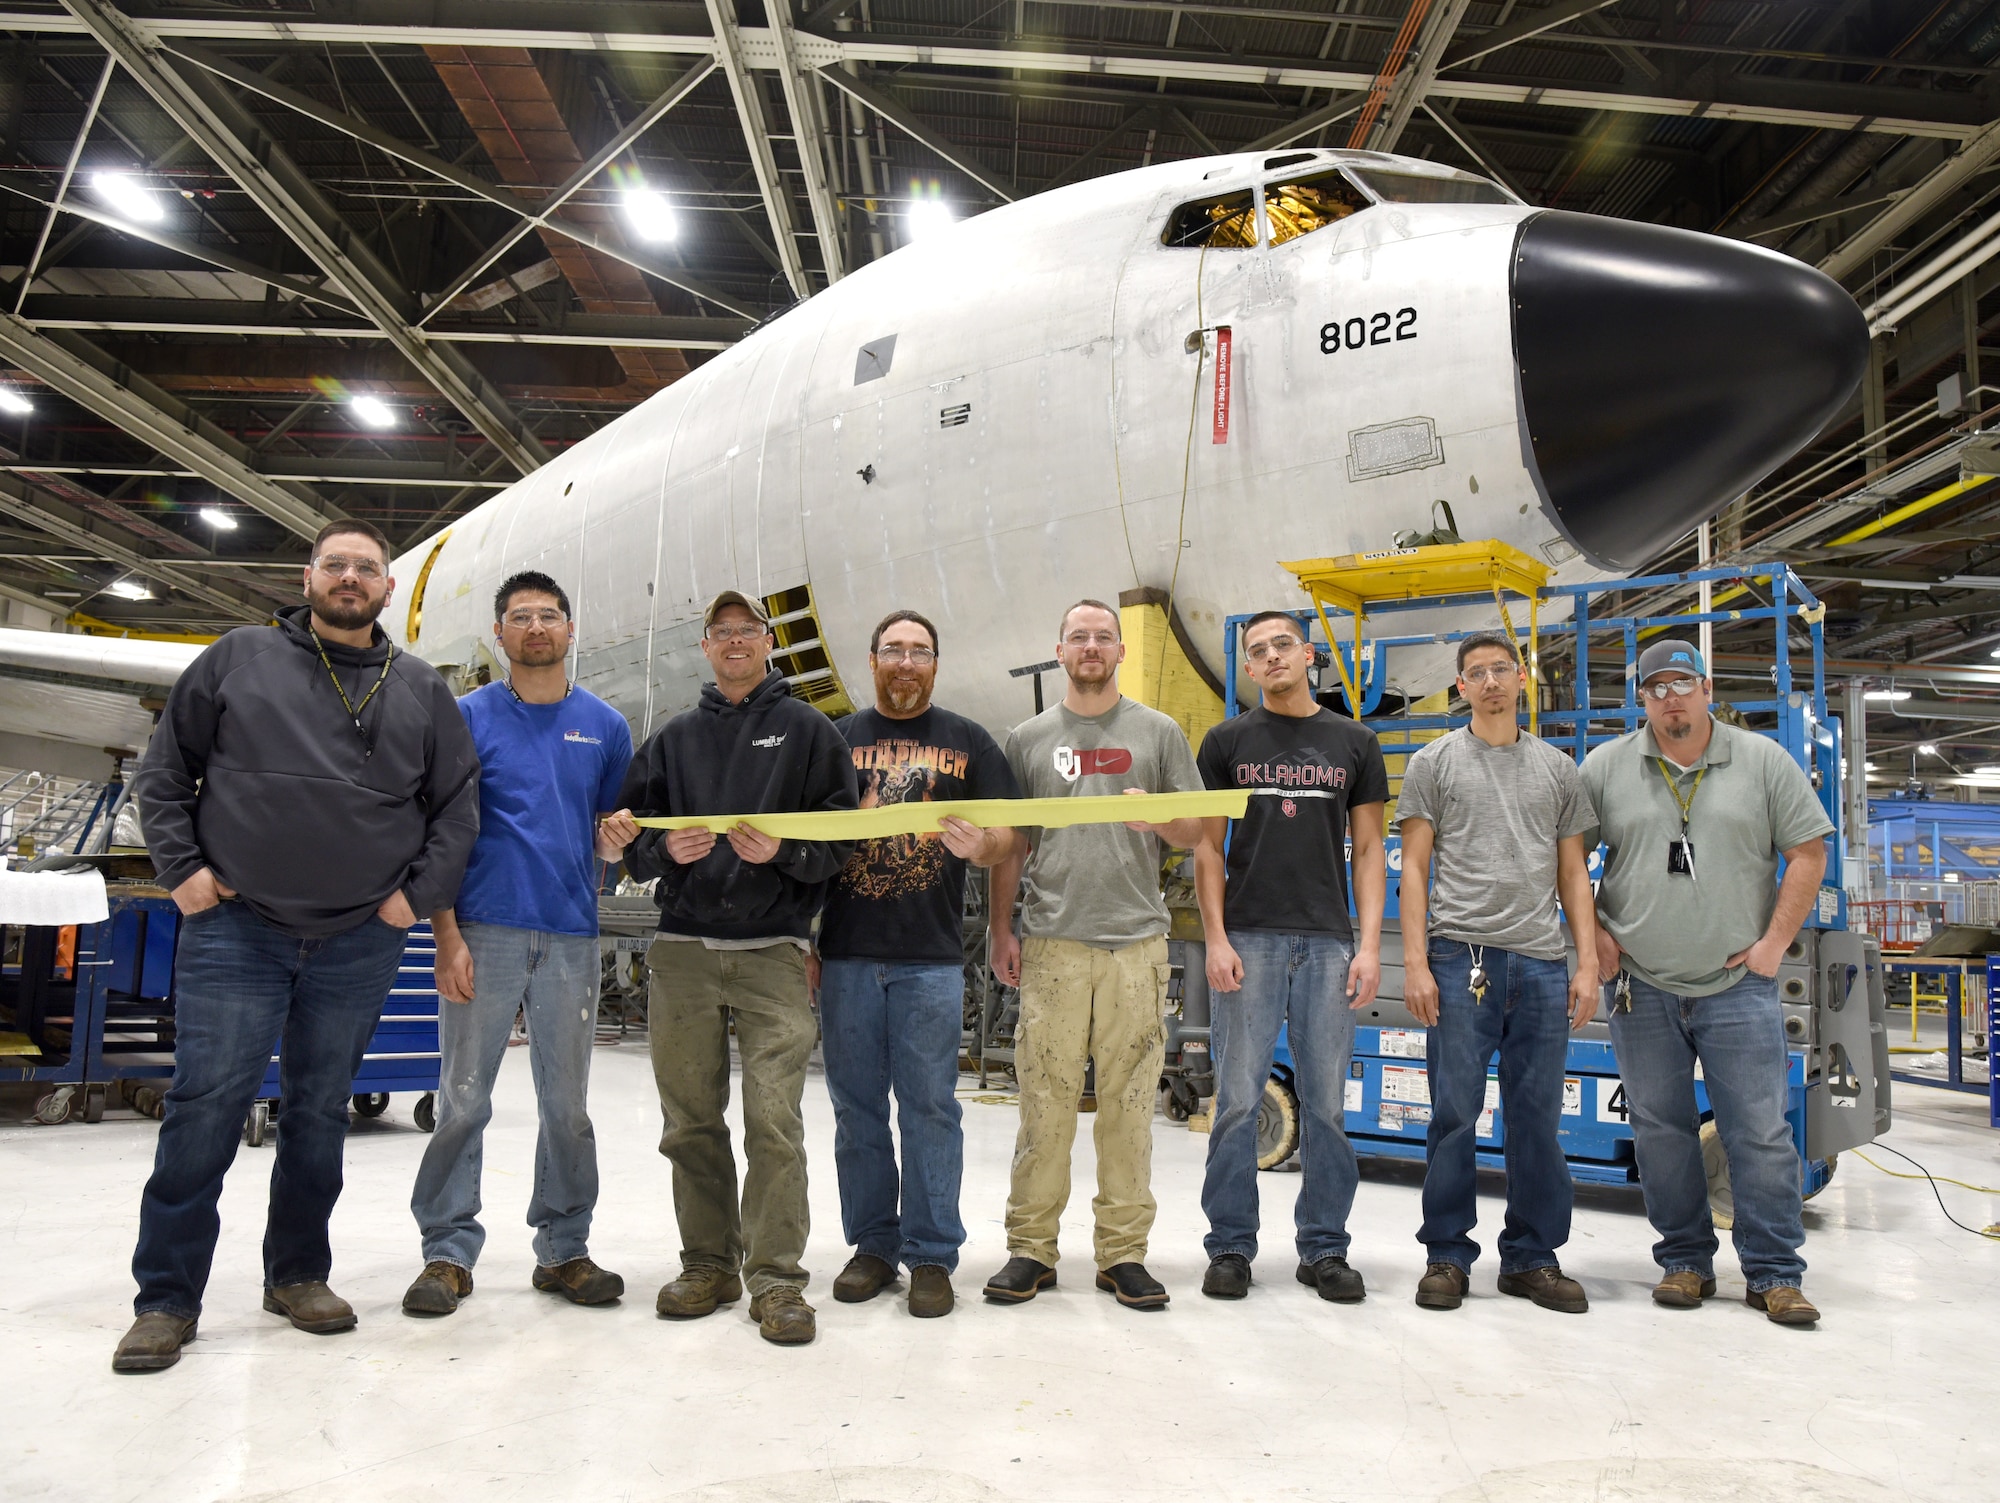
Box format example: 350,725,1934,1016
1636,638,1707,683
702,589,770,629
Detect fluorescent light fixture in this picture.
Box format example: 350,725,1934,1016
1864,690,1910,701
0,388,33,416
1977,765,2000,776
621,187,678,242
906,197,956,243
199,506,237,531
1919,742,1940,756
1864,761,1879,772
107,578,152,601
90,170,165,224
42,589,81,599
1946,871,1962,883
351,394,396,428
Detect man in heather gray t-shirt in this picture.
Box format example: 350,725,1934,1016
1390,634,1605,1316
1394,729,1596,961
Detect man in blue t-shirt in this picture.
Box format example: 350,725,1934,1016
403,570,637,1317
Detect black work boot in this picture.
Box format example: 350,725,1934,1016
1202,1253,1251,1299
1296,1256,1366,1303
982,1256,1057,1303
1095,1262,1169,1309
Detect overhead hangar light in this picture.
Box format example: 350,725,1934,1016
90,170,166,224
199,506,238,531
107,578,153,601
1920,742,1941,756
621,187,678,243
1864,689,1910,702
351,394,396,428
905,197,955,243
0,388,32,416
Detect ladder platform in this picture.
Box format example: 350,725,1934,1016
1280,540,1550,615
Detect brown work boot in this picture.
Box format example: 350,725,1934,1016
1652,1270,1718,1308
111,1312,197,1373
533,1256,624,1306
655,1265,742,1318
402,1260,474,1317
749,1284,817,1345
263,1280,357,1334
1748,1285,1820,1326
832,1253,898,1304
1497,1265,1589,1314
1415,1262,1469,1311
908,1265,954,1318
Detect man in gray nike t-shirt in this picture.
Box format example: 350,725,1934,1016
1393,633,1601,1316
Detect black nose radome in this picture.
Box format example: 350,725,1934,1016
1511,211,1867,571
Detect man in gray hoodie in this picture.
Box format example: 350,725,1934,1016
114,518,479,1374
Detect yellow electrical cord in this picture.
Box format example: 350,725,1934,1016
1851,1150,2000,1197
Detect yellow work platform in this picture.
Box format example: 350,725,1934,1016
1278,540,1550,731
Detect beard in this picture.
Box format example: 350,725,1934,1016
1660,716,1695,740
1065,657,1114,689
878,672,930,714
308,580,386,631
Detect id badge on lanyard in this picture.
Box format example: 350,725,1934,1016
1656,758,1704,886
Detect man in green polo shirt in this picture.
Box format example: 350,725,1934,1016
1579,639,1832,1327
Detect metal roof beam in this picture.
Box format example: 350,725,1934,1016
1821,122,2000,284
705,0,811,298
1367,0,1477,153
1441,0,1621,69
4,12,1980,139
769,1,845,283
817,67,1017,203
0,476,274,623
59,0,552,477
0,313,344,540
16,299,753,348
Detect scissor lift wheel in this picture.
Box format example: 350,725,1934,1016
1257,1079,1300,1169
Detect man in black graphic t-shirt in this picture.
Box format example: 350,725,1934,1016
817,609,1022,1318
1193,610,1388,1306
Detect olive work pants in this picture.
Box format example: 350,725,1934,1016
1005,934,1171,1270
646,938,817,1296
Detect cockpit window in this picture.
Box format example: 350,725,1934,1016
1162,190,1257,249
1263,172,1370,246
1348,169,1511,205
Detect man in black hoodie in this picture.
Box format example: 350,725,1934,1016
620,590,858,1346
113,519,479,1375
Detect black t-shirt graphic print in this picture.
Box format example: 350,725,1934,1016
819,705,1021,963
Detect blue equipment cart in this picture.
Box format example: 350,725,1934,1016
2,885,441,1136
247,920,441,1145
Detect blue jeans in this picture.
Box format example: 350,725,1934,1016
818,959,967,1273
131,900,408,1318
410,925,602,1271
1419,939,1574,1274
1609,970,1805,1291
1202,931,1358,1264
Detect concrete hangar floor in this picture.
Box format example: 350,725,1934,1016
4,1047,1995,1503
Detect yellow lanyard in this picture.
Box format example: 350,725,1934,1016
1654,757,1706,832
311,628,395,746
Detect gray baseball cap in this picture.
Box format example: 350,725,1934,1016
1636,638,1707,683
702,589,770,628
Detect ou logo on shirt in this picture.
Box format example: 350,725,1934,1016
1053,745,1133,783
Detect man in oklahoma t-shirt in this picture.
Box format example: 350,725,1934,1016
1193,610,1388,1305
816,609,1020,1320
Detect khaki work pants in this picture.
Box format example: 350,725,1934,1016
1006,934,1170,1269
646,939,817,1295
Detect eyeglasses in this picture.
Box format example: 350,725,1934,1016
876,646,936,665
1461,664,1519,685
1642,677,1702,700
1246,634,1304,661
1063,631,1118,648
502,609,567,629
706,623,768,642
315,555,383,581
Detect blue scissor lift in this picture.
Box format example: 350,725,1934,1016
1212,549,1889,1210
